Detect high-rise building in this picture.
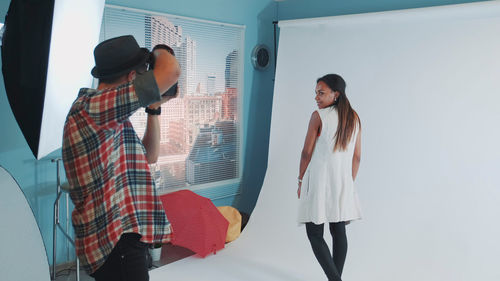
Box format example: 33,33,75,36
145,16,182,49
222,51,238,121
185,121,238,185
164,119,187,154
225,50,238,89
160,98,185,145
134,15,195,155
207,74,216,96
221,88,237,121
174,36,197,97
145,16,197,98
184,95,222,146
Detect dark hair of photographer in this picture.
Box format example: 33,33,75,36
153,44,174,55
150,44,175,70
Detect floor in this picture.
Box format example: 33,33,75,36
53,244,194,281
53,214,250,281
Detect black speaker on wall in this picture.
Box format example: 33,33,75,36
251,44,271,71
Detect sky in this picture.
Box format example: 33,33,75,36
170,17,243,92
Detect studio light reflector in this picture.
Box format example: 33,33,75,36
2,0,105,159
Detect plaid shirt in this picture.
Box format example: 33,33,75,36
62,72,172,274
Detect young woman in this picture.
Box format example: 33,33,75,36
297,74,362,281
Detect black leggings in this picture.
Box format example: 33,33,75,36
306,222,347,281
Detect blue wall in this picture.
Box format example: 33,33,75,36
0,0,486,267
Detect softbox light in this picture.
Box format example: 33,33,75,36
1,0,105,159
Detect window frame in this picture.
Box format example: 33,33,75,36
102,4,245,196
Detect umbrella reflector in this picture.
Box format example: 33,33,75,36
160,190,229,257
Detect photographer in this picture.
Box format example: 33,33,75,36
62,35,180,281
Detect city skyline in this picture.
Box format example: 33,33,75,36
115,11,241,189
102,8,242,94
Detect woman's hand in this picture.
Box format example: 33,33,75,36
297,182,302,199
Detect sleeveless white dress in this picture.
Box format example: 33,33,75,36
297,107,362,224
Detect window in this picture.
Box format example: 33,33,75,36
100,5,244,192
0,23,4,46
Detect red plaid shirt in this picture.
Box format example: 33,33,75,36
62,73,172,274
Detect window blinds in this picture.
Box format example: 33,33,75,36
100,5,244,191
0,23,4,45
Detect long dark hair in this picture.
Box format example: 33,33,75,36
317,74,360,152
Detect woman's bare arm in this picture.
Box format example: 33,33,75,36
352,126,362,181
298,111,321,198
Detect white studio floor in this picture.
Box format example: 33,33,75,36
149,178,331,281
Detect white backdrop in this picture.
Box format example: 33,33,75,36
0,166,50,281
152,2,500,280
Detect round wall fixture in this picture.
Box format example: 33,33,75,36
251,44,271,70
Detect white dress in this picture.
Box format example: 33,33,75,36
297,107,362,224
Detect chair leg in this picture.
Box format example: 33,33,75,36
52,195,59,280
76,258,80,281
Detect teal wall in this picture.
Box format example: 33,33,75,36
0,0,487,267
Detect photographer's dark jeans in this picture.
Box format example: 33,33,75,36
91,233,150,281
306,222,347,281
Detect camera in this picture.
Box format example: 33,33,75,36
149,44,178,97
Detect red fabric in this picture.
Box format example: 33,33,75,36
160,190,229,257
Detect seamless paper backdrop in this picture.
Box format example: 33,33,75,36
0,166,50,281
151,2,500,280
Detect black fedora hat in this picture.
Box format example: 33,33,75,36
91,35,149,79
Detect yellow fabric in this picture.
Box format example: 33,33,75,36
217,206,242,242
